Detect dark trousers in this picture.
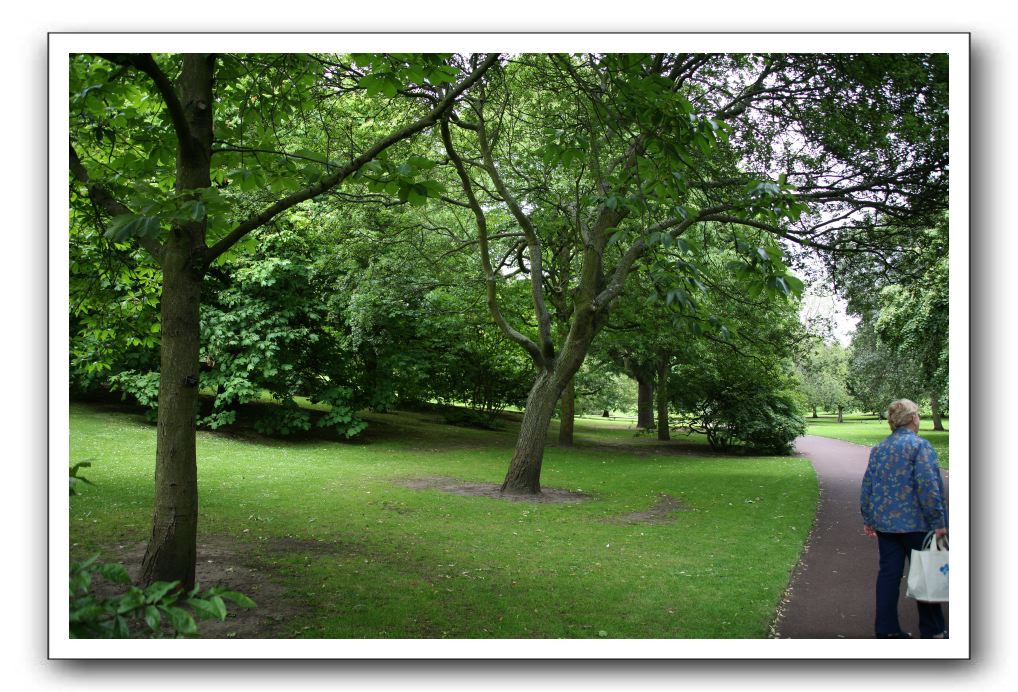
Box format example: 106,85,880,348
875,531,946,637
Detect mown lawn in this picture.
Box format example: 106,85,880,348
805,414,950,469
69,402,817,639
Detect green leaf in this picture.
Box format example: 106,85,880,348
694,134,712,157
115,587,146,613
359,73,384,96
113,615,131,639
408,155,437,171
105,214,162,242
166,606,197,635
97,562,131,584
208,595,228,620
144,580,180,604
783,274,805,296
144,605,162,631
542,147,561,167
73,554,100,574
187,597,223,620
217,590,257,608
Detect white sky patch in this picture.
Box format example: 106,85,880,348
800,287,860,346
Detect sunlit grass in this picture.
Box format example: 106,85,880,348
805,413,949,469
69,402,817,639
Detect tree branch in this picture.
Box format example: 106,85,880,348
475,113,556,359
69,143,164,263
212,145,340,170
205,53,500,266
440,118,545,367
96,54,192,156
699,214,841,252
592,214,697,311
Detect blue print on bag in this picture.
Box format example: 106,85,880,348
939,563,949,576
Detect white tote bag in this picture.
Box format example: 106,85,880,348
906,532,949,602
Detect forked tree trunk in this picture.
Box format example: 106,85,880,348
656,360,670,441
501,309,603,494
558,377,575,446
501,372,562,494
930,394,944,431
637,377,654,430
140,54,214,589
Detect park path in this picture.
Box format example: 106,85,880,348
773,435,949,638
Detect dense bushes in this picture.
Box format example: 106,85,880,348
671,345,805,454
71,225,534,437
676,384,806,454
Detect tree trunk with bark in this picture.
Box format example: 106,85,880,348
501,371,564,494
836,405,844,423
811,405,818,419
656,359,670,441
930,394,944,431
558,376,575,446
141,242,204,587
499,304,606,494
637,377,655,430
140,54,215,589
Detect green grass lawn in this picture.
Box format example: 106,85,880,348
69,402,818,639
805,414,950,469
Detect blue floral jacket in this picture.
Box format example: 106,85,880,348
860,427,947,533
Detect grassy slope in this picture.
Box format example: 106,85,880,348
805,414,950,469
70,403,817,639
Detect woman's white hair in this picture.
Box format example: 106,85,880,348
887,399,919,429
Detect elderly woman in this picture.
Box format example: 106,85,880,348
860,399,948,639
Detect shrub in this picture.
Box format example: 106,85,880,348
69,554,256,638
679,387,806,454
443,407,505,430
69,464,256,638
252,403,312,437
108,369,161,422
69,461,95,496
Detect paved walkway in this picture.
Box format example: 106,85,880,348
773,435,949,638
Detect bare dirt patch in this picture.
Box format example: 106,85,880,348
90,536,311,638
604,494,693,524
394,476,590,504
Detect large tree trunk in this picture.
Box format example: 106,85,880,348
501,306,604,493
140,245,204,588
811,405,818,419
140,54,214,589
656,360,670,441
558,377,575,446
501,371,562,494
930,394,944,431
836,405,844,423
637,377,655,430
